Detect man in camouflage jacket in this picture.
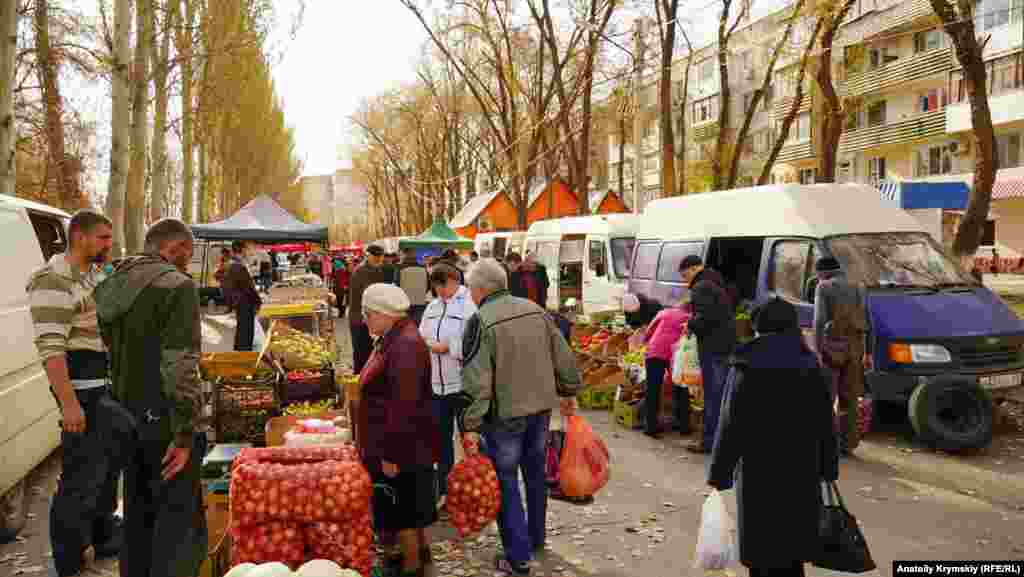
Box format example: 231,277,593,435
93,218,207,577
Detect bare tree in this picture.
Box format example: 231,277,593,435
34,0,80,209
124,0,152,252
0,0,16,198
929,0,997,258
106,0,131,256
710,0,749,190
675,27,693,195
174,0,195,222
725,0,806,188
757,17,822,185
654,0,680,197
812,0,856,183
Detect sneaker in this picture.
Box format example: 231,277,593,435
495,556,531,575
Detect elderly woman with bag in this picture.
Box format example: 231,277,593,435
355,283,440,577
707,298,839,577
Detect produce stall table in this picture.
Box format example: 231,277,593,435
260,303,338,407
200,352,282,446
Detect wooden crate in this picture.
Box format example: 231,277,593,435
199,491,231,577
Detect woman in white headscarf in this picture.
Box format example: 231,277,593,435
356,283,440,576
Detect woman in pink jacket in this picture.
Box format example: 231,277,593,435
642,303,692,438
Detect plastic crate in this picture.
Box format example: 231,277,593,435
280,366,336,405
578,386,615,410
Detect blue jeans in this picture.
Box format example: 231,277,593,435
483,412,551,564
699,348,730,449
433,394,469,497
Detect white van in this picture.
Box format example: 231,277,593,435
0,194,71,539
524,215,640,316
474,232,526,260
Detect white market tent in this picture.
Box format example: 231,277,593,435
640,184,928,240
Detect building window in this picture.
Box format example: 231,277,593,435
918,88,946,112
997,132,1022,168
845,105,863,130
976,0,1014,31
692,96,718,123
914,29,946,53
696,58,716,93
763,83,775,107
799,168,816,184
643,154,659,171
867,100,887,126
869,47,898,69
869,157,887,184
753,129,772,155
785,112,811,142
951,52,1023,103
838,158,857,183
916,143,955,176
738,50,753,79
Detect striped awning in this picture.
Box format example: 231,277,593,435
992,178,1024,200
876,181,901,205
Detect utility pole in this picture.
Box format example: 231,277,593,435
632,17,646,213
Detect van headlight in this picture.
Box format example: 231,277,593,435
888,343,952,364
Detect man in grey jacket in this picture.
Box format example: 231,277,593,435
458,259,582,575
813,256,868,455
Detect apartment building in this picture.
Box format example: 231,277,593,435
601,0,1022,220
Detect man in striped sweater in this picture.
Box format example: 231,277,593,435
27,210,121,577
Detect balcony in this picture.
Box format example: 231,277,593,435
839,47,954,98
946,89,1024,132
838,0,935,47
691,120,720,141
838,108,946,154
771,94,811,125
776,139,814,163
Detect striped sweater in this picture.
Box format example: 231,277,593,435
26,254,106,361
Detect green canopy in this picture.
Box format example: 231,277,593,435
399,218,474,249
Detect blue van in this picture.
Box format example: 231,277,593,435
627,184,1024,450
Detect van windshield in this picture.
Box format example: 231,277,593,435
611,238,636,279
826,232,975,288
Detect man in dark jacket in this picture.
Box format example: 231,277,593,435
220,240,262,351
93,218,207,577
708,298,838,577
348,244,395,372
813,256,868,455
679,255,736,453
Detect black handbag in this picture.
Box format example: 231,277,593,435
813,481,876,573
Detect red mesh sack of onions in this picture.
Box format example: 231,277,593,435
231,459,373,525
230,521,304,568
445,449,501,538
232,445,359,467
305,517,376,576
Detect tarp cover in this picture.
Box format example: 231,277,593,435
399,218,474,249
191,195,328,242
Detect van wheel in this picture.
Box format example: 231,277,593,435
908,378,994,453
0,480,29,543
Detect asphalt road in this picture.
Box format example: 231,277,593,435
5,317,1023,577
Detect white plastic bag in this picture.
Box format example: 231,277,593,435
252,319,267,350
680,334,703,387
694,490,739,570
671,335,686,384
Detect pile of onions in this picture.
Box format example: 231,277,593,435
305,518,376,576
229,446,373,571
445,452,501,538
231,521,305,567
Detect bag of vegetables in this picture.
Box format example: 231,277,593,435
678,335,702,388
559,415,610,498
446,438,502,538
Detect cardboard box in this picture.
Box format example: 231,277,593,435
614,399,643,430
199,490,231,577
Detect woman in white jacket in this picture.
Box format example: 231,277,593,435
419,262,478,506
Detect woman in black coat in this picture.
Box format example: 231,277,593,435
707,297,839,577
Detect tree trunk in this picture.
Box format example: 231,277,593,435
617,115,626,195
150,0,173,221
198,137,209,221
125,0,152,252
758,18,823,185
929,0,997,257
657,0,679,198
35,0,78,210
813,0,855,184
0,0,16,198
711,1,734,191
175,0,195,223
106,0,132,257
676,31,693,196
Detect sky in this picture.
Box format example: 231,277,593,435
272,1,429,176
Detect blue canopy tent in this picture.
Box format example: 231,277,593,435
876,180,971,210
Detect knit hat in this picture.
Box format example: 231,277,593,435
815,256,841,272
362,283,411,316
679,254,703,272
752,297,799,334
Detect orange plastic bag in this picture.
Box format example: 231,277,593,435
559,415,610,497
